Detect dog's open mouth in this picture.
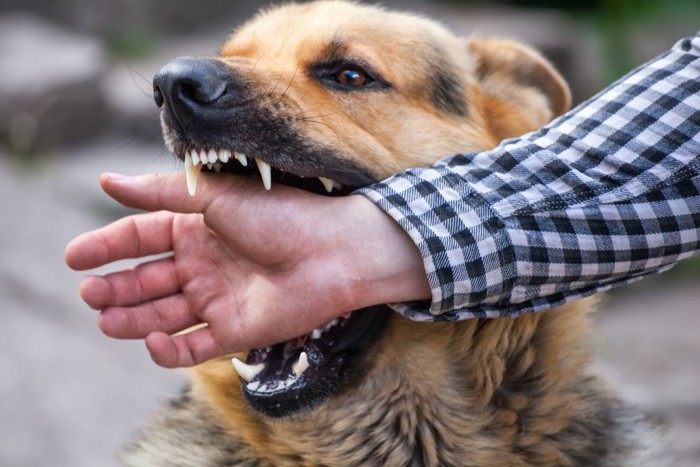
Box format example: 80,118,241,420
174,144,391,418
234,306,390,418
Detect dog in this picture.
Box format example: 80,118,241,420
124,1,667,465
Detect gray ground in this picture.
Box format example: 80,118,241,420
1,1,698,466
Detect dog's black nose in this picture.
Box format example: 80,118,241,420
153,58,229,111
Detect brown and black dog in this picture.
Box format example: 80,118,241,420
125,2,667,465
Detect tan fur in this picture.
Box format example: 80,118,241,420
124,2,667,466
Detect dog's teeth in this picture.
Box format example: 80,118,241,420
213,163,222,173
311,329,323,340
199,149,208,165
219,149,231,163
191,149,201,166
206,162,213,170
292,352,309,377
207,149,218,164
184,151,203,197
235,151,248,166
318,177,335,193
324,319,339,331
231,358,265,383
256,158,272,190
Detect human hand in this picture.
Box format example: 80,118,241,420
65,173,429,368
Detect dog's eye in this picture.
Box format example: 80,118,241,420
336,66,369,87
313,61,386,91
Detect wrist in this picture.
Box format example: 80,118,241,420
336,195,431,310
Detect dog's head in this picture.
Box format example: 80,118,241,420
153,0,570,418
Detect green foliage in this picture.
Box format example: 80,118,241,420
105,27,158,59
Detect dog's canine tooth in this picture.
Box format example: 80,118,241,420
232,358,265,383
292,352,309,377
256,158,272,190
219,149,231,163
184,150,203,197
207,149,218,164
318,177,335,193
235,151,248,166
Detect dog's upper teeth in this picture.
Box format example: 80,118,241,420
292,352,309,377
231,358,265,383
256,158,272,190
318,177,334,193
184,150,203,196
207,149,218,164
235,151,248,166
219,149,231,163
311,329,323,340
191,149,201,166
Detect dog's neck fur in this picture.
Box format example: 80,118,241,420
189,298,634,466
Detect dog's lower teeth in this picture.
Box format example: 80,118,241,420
292,352,309,377
232,358,265,383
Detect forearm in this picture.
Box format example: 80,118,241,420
358,33,700,320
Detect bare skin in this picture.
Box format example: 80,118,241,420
64,172,430,368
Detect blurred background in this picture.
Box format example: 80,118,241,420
0,0,698,465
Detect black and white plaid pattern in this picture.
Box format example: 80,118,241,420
357,33,700,321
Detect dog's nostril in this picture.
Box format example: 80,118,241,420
179,80,227,105
153,86,165,108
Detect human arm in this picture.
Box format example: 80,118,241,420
358,33,700,320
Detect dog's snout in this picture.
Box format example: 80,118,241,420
153,58,231,112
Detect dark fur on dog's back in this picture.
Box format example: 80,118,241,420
125,2,668,465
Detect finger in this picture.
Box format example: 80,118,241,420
79,256,179,309
99,172,241,215
65,211,175,270
98,294,201,339
145,328,225,368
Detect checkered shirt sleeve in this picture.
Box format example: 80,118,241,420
357,33,700,321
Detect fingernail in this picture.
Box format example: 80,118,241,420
102,172,128,180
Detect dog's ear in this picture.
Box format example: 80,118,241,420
467,38,571,139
